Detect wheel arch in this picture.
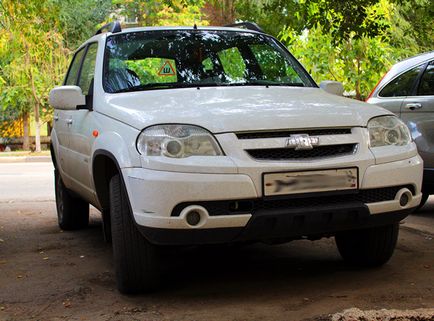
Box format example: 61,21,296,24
92,149,121,211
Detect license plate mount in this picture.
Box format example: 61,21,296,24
263,168,358,197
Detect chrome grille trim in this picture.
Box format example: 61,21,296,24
236,128,352,140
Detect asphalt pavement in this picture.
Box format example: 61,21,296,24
0,162,433,321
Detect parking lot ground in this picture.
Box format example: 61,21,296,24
0,163,433,321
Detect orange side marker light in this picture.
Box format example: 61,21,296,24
92,130,99,137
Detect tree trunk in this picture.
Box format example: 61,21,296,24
22,112,30,151
34,103,41,153
203,0,236,25
355,58,362,100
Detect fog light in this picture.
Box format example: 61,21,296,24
186,211,201,226
400,193,409,207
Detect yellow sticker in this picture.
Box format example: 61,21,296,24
158,60,176,76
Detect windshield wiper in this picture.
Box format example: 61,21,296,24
112,83,176,93
111,81,306,93
246,80,305,87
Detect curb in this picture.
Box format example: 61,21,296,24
0,156,51,163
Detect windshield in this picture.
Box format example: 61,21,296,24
103,30,315,93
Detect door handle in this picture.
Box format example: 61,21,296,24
53,115,59,121
66,119,73,125
404,103,422,110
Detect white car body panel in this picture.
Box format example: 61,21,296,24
99,86,392,133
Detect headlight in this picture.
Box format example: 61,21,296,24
368,116,411,147
136,124,223,158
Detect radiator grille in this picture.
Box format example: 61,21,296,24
246,144,357,160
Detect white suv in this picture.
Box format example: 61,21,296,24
49,22,423,293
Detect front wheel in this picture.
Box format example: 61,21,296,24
55,170,89,230
109,173,159,294
415,193,429,211
335,223,399,267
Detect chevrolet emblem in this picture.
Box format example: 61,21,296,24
285,134,320,150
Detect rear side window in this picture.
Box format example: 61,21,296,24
379,66,422,97
78,43,98,95
418,61,434,96
64,48,85,85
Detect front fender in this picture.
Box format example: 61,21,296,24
92,130,141,169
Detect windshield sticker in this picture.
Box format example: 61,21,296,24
158,60,176,76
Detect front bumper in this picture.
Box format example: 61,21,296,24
122,155,423,245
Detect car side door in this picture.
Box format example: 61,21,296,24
373,64,425,116
54,47,86,175
400,60,434,168
67,42,99,195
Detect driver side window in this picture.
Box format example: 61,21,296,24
78,43,98,95
64,48,85,86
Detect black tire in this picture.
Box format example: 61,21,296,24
415,193,430,211
109,173,159,294
55,170,89,230
335,223,399,267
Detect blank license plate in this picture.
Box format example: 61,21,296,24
264,168,358,196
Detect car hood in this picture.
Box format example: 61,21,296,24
101,86,392,133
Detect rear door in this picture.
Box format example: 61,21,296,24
400,60,434,168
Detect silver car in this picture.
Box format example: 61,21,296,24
367,51,434,208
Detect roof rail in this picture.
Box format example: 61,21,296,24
95,21,122,35
224,22,264,33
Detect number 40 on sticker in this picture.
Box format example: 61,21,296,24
158,60,176,76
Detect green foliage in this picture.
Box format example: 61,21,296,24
235,0,391,42
278,1,422,100
50,0,112,49
113,0,208,26
0,0,69,114
273,0,428,100
393,0,433,52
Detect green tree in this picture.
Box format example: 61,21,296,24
234,0,391,41
51,0,112,49
393,0,433,52
112,0,208,26
0,0,69,151
279,0,421,100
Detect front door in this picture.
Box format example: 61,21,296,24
66,42,99,195
400,60,434,168
54,47,86,180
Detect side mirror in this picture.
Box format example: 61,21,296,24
320,81,344,96
49,86,86,110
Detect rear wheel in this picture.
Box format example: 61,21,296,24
55,170,89,230
335,223,399,267
109,173,159,294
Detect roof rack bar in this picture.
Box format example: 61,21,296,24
224,22,264,33
95,21,122,35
